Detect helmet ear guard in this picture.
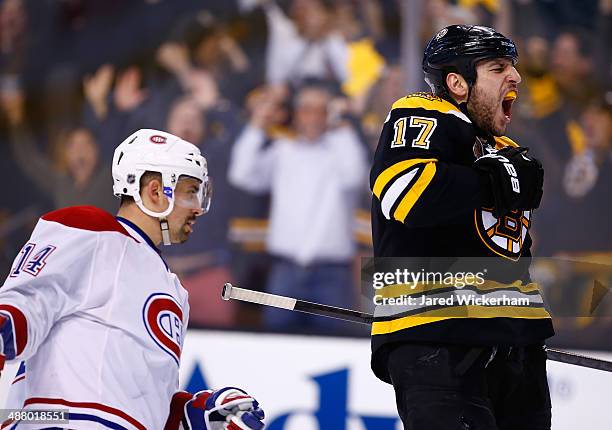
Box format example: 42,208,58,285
129,170,178,220
423,25,518,97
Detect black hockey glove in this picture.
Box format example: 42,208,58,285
474,146,543,218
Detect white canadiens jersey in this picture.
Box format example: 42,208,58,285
0,206,189,430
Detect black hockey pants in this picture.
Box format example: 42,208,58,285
387,342,551,430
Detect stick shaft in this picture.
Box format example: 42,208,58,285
293,300,374,325
222,283,612,372
223,283,297,310
223,283,372,324
545,348,612,372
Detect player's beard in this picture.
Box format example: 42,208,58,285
467,85,506,136
170,220,193,244
175,228,189,243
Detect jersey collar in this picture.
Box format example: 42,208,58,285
445,95,492,140
116,217,169,270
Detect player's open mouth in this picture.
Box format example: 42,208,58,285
501,90,517,121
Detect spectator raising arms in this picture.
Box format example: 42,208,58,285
262,0,349,86
5,85,116,212
228,83,367,333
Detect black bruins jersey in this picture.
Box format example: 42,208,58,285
369,93,554,383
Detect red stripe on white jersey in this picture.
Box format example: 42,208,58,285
41,206,135,240
11,375,25,385
23,397,146,430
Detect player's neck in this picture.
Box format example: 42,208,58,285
447,92,468,105
116,205,162,246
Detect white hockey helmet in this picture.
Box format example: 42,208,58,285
112,129,211,243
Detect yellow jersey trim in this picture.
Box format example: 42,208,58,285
393,162,437,222
377,280,543,299
494,135,520,149
371,306,551,335
391,93,471,123
372,158,437,198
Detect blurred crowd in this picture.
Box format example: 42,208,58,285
0,0,610,346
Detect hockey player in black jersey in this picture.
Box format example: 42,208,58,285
370,26,554,429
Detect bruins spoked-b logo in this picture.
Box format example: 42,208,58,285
474,208,530,260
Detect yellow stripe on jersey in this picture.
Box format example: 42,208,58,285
371,306,551,335
494,135,520,149
393,162,436,222
391,93,471,123
372,158,437,198
377,280,543,299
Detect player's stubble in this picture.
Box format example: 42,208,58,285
467,84,507,137
169,214,197,244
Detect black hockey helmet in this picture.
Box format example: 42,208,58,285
423,25,518,96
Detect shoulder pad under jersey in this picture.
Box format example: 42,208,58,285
388,92,471,124
41,206,134,240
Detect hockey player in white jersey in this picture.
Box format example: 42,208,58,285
0,129,265,430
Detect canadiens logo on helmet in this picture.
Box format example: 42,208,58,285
150,135,167,144
143,293,184,366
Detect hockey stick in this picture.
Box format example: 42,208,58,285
221,283,612,373
222,282,374,325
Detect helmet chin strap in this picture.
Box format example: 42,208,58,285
160,218,171,246
134,197,176,246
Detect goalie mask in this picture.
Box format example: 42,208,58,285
112,129,212,245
